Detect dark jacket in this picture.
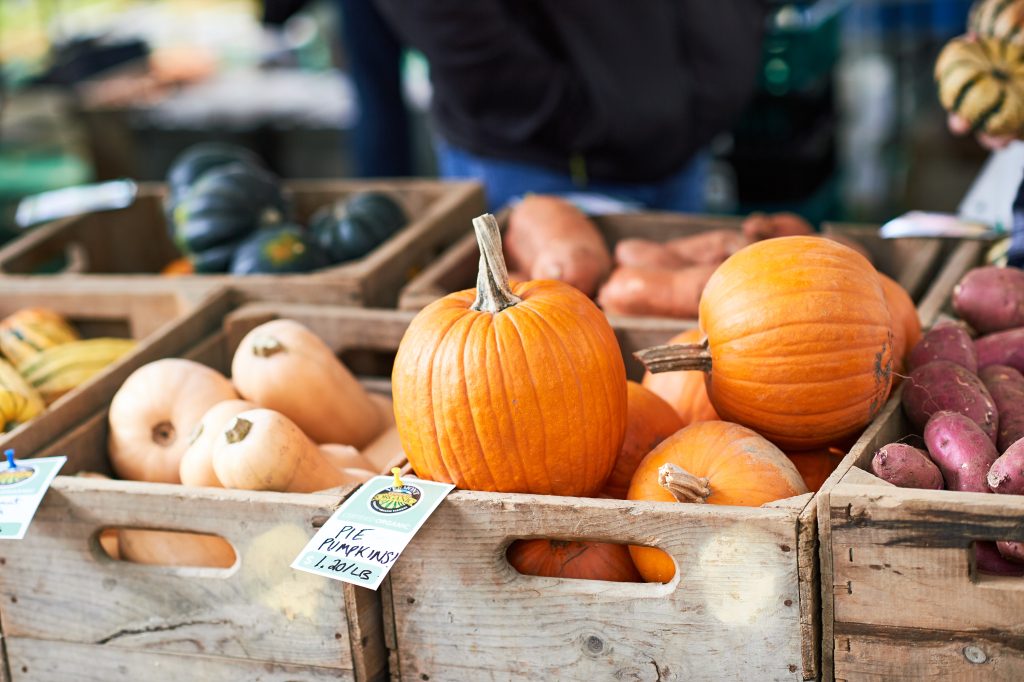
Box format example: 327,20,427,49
376,0,766,183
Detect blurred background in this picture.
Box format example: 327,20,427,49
0,0,987,243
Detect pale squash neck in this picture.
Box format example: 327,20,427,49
470,213,522,314
658,463,711,504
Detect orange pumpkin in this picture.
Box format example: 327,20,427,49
600,381,683,499
785,447,846,493
637,236,894,450
627,421,808,583
641,328,718,426
392,214,627,496
507,539,641,582
878,273,920,379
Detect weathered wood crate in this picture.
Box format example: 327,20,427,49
817,244,1019,681
0,180,484,307
398,212,945,312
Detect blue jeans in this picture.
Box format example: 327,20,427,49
436,139,709,212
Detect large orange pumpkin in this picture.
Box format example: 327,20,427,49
392,214,627,496
641,328,718,426
785,447,846,493
878,273,920,379
627,421,808,583
600,381,682,499
507,539,641,582
637,236,894,450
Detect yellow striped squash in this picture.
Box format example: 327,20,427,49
970,0,1024,44
17,337,137,405
0,308,79,366
935,36,1024,137
0,359,45,433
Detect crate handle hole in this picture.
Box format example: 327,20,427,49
505,538,674,584
96,527,237,571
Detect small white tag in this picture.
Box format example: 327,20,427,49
0,455,67,540
292,472,454,590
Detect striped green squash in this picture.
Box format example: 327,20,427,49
934,36,1024,137
970,0,1024,44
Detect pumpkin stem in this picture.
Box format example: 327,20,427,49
224,417,253,444
658,463,711,504
470,213,523,314
251,335,285,358
634,341,712,374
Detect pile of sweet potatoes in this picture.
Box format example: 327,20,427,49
506,196,855,318
871,265,1024,574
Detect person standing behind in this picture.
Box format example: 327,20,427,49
374,1,767,210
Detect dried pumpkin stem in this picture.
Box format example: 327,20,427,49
658,463,711,504
251,336,285,358
471,213,522,314
634,340,712,374
224,417,253,444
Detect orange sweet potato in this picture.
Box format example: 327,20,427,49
505,195,612,297
741,212,814,241
597,264,718,318
614,239,688,269
665,229,748,265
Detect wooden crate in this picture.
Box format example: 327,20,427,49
0,180,485,307
817,393,1024,681
0,293,690,681
397,212,945,312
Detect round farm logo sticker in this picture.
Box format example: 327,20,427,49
370,484,421,514
0,464,35,487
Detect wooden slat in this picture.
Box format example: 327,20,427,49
821,223,942,300
915,239,987,328
5,638,350,682
387,492,806,681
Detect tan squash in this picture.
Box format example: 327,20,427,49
179,399,257,487
117,529,236,569
108,359,238,483
231,319,384,448
212,408,369,493
319,443,375,471
361,426,404,472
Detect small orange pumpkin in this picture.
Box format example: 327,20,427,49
392,214,627,496
641,328,718,426
507,539,641,582
785,447,846,493
636,236,894,450
627,421,808,583
600,381,683,499
878,273,920,379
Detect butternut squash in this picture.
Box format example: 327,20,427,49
212,408,369,493
231,320,384,448
179,399,257,487
117,529,236,568
108,359,238,483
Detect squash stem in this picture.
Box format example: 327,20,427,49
634,341,712,374
470,213,522,314
224,417,253,444
658,463,711,504
252,336,285,358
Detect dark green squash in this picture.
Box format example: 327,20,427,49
230,225,329,275
311,191,407,264
172,162,288,254
189,240,243,274
166,142,263,204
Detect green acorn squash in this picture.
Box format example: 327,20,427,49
230,225,329,275
166,142,263,205
189,240,244,274
311,191,407,264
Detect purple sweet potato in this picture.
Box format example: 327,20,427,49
987,437,1024,494
998,541,1024,564
976,541,1024,576
902,361,998,443
975,327,1024,373
870,443,943,489
980,365,1024,453
924,411,1000,492
953,266,1024,334
907,325,978,373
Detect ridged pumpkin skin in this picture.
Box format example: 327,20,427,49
393,215,627,496
969,0,1024,44
878,273,921,379
600,381,683,499
627,421,808,583
935,36,1024,138
698,236,893,450
641,328,718,426
507,539,641,582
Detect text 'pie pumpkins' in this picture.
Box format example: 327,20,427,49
935,36,1024,138
627,420,808,583
637,236,894,450
392,214,627,496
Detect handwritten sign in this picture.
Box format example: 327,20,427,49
0,452,66,540
292,470,454,590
